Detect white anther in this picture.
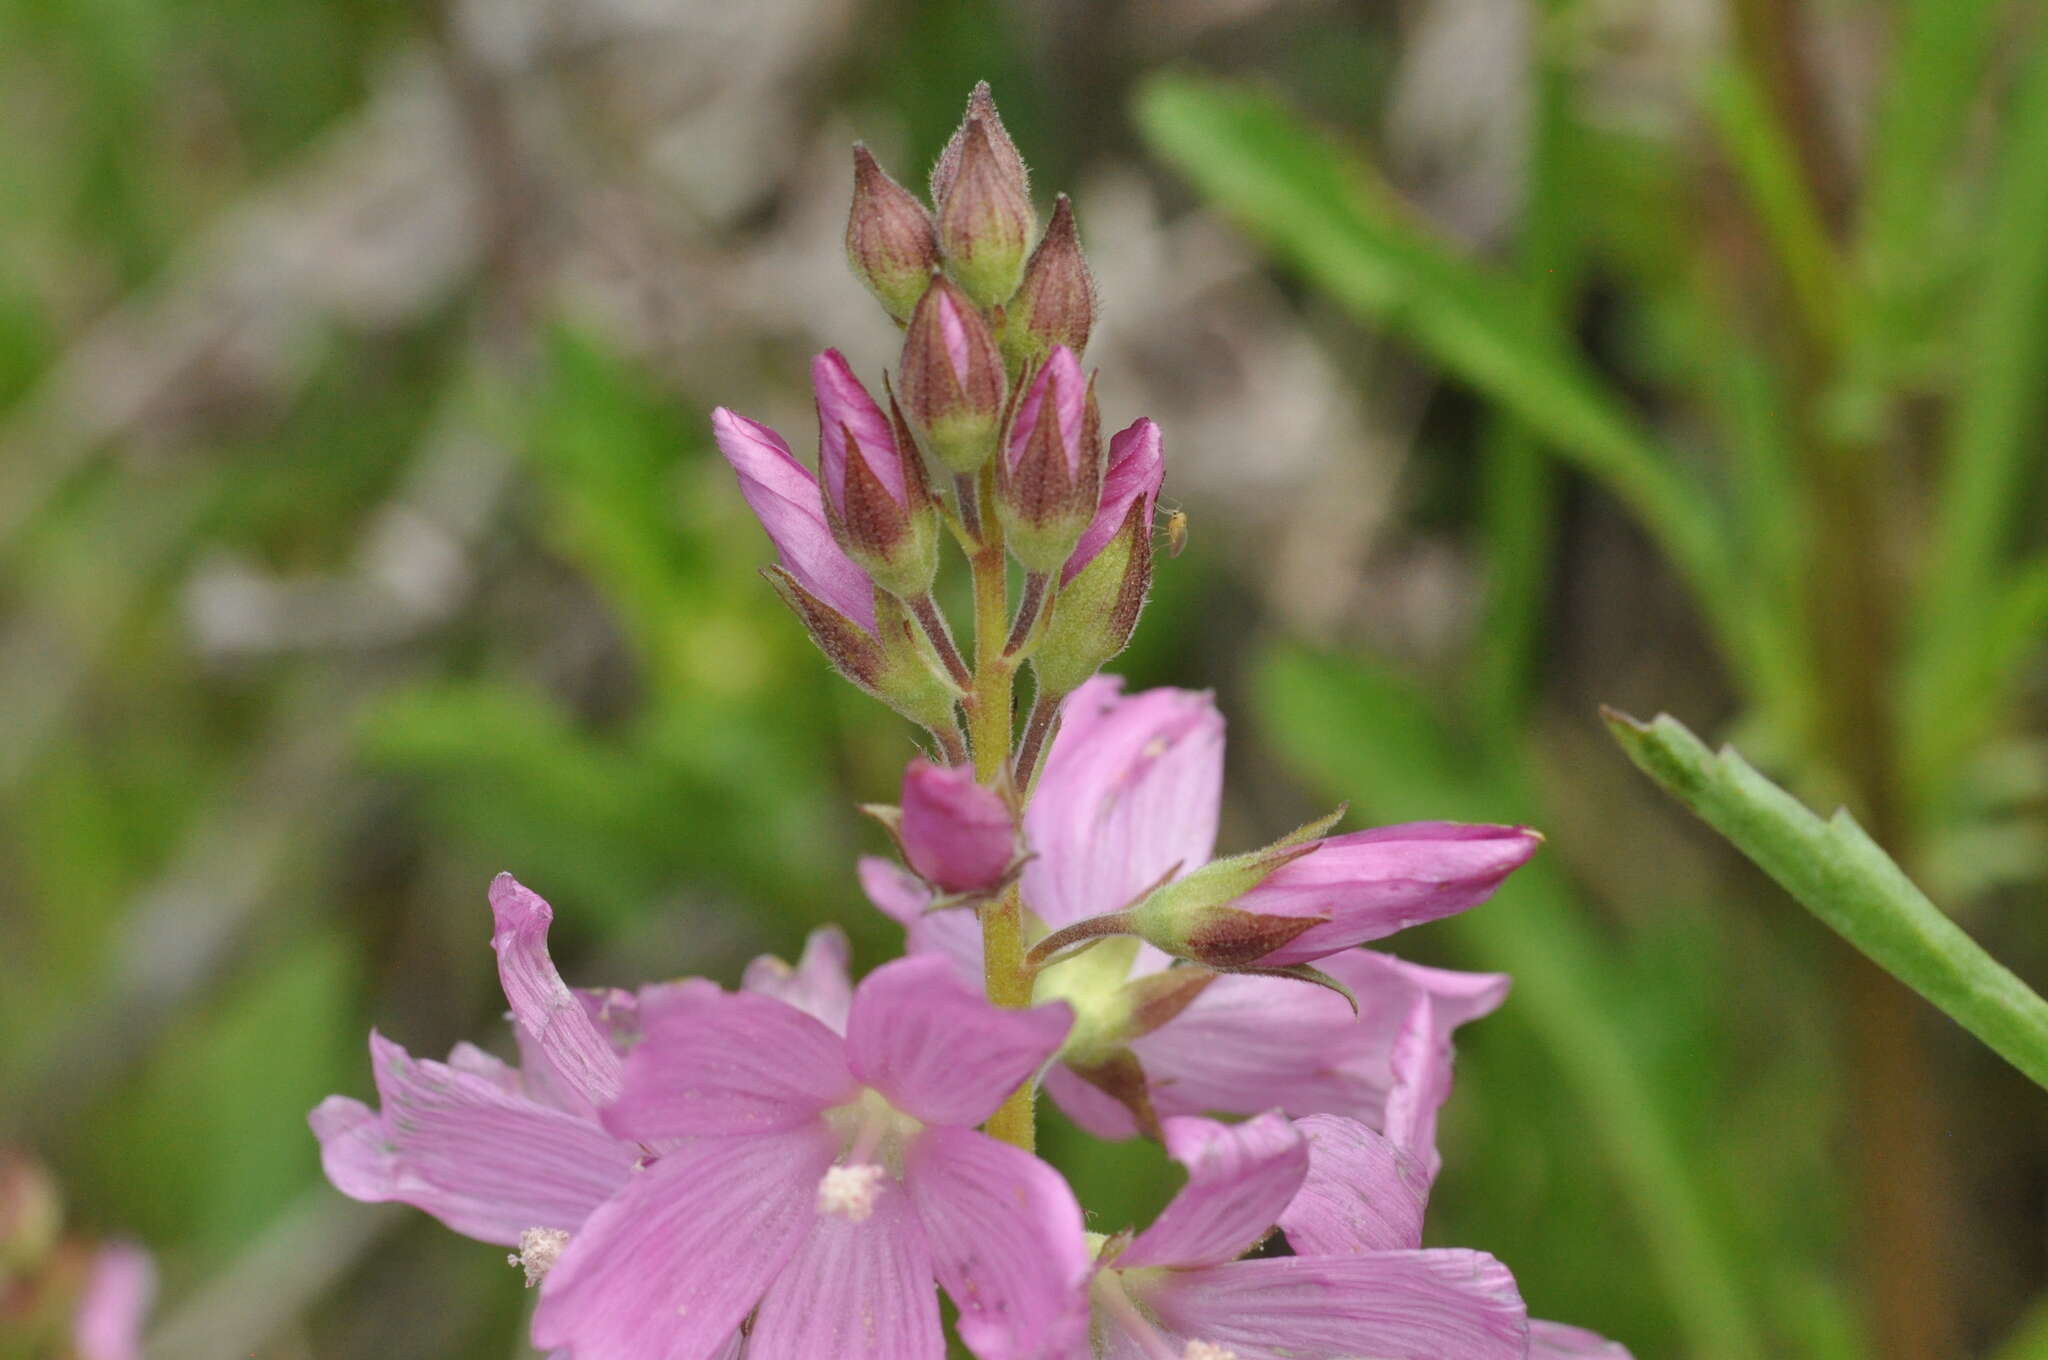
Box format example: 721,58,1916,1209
1184,1344,1238,1360
817,1163,888,1222
508,1227,571,1287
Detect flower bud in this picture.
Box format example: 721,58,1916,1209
1064,417,1162,585
1001,194,1094,372
713,407,877,631
1129,822,1543,968
897,276,1006,475
846,145,939,324
899,757,1017,893
765,567,960,733
813,350,940,598
936,116,1036,308
931,82,1028,212
996,347,1101,574
1030,492,1152,698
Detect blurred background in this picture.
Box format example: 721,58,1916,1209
2,0,2046,1356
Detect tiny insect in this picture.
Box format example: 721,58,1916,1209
1163,506,1189,557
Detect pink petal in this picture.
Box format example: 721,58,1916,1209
905,1126,1090,1360
1005,346,1087,479
532,1126,835,1357
1023,678,1224,929
859,856,983,981
1118,1111,1307,1270
712,407,877,631
844,956,1071,1127
311,1033,636,1247
1277,1113,1431,1255
71,1242,154,1360
748,1181,943,1358
813,349,904,510
743,925,855,1033
1117,951,1507,1136
1234,824,1542,966
604,983,855,1142
1062,418,1162,584
900,758,1016,894
1530,1319,1636,1358
513,988,640,1121
1140,1251,1527,1360
490,875,624,1109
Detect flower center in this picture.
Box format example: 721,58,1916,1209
816,1088,922,1222
1090,1264,1235,1360
507,1226,570,1287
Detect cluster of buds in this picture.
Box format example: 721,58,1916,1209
723,83,1155,776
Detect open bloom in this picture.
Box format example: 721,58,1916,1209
866,677,1511,1145
1076,1112,1527,1359
531,954,1089,1360
714,407,876,632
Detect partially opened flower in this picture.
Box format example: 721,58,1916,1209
865,677,1511,1143
1080,1112,1527,1359
898,755,1018,894
715,407,877,633
530,954,1089,1360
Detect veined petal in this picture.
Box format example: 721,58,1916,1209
1023,678,1224,928
860,856,983,982
1063,419,1162,584
748,1180,943,1358
311,1033,635,1247
1141,1251,1526,1360
1277,1113,1431,1255
845,955,1071,1127
605,983,856,1141
905,1126,1091,1360
1118,1112,1306,1270
743,925,856,1034
1531,1320,1637,1357
489,875,623,1109
1118,951,1507,1135
532,1126,835,1358
814,350,905,510
713,407,877,630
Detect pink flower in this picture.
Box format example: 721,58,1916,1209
713,407,876,631
1281,1114,1635,1358
71,1242,155,1360
866,677,1510,1146
1061,417,1161,586
899,756,1016,893
1079,1112,1528,1359
530,954,1088,1360
1005,346,1089,486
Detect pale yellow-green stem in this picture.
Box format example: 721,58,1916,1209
964,465,1037,1151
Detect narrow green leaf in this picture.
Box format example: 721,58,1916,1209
1606,708,2048,1090
1134,74,1765,703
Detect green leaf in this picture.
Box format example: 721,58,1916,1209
1606,708,2048,1090
1133,75,1762,690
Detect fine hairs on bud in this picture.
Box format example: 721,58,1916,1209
846,145,939,323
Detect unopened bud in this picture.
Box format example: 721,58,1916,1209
1002,195,1094,372
847,146,938,324
898,276,1006,475
764,569,959,734
899,757,1017,893
1129,820,1542,968
937,117,1035,308
996,348,1102,574
813,350,939,598
931,82,1028,209
1031,495,1151,697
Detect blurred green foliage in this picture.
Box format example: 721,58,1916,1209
1,0,2045,1357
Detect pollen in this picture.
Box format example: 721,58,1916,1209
816,1162,888,1221
1183,1344,1238,1360
508,1226,571,1287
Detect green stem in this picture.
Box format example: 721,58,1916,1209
965,463,1036,1151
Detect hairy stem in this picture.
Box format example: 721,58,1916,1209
966,462,1036,1151
1003,571,1050,658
